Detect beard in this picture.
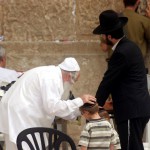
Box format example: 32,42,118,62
61,81,73,100
106,36,113,46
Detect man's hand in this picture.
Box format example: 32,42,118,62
80,94,96,104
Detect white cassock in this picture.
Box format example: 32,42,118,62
0,65,83,149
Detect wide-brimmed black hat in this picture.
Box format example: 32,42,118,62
93,10,128,34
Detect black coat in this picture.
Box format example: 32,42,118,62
96,37,150,123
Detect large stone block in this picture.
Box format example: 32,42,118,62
0,0,76,41
0,0,124,42
1,41,107,95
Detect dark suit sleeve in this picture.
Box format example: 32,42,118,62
96,52,127,106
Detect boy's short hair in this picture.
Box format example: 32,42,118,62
80,102,99,114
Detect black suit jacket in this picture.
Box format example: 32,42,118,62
96,37,150,123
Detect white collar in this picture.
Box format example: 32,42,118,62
112,36,125,51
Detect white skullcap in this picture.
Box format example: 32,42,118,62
58,57,80,71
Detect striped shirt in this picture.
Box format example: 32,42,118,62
78,118,120,150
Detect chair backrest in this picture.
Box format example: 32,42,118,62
16,127,76,150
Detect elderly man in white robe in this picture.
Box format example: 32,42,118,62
0,57,96,150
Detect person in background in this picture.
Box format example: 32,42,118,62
0,45,22,150
93,10,150,150
0,57,96,150
78,102,120,150
122,0,150,59
0,46,21,88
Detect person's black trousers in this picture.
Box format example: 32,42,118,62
116,117,149,150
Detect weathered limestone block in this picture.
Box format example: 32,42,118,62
1,41,107,96
0,0,124,42
0,0,76,41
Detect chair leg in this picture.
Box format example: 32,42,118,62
0,144,3,150
53,119,58,144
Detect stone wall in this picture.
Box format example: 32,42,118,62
0,0,124,96
1,0,149,148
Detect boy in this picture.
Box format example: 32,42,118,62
78,102,120,150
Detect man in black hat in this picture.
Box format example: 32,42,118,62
93,9,150,150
